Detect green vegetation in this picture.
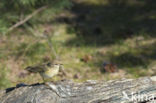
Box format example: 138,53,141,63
0,0,156,89
0,0,71,34
0,65,11,89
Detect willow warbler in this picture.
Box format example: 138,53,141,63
25,62,63,82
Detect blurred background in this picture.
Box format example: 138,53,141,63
0,0,156,89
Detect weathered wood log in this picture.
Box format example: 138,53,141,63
0,76,156,103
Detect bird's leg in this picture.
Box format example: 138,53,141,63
44,82,62,97
41,76,46,83
42,77,61,97
44,79,54,89
43,78,56,87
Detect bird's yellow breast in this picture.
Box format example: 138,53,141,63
40,67,59,79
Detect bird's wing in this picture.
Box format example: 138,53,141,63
25,62,53,73
25,65,46,73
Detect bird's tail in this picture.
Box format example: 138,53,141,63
25,66,38,73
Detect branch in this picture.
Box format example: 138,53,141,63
7,5,48,33
0,76,156,103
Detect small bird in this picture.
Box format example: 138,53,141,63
25,61,64,82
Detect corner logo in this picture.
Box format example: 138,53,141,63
122,91,155,103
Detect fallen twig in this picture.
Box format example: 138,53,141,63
7,5,48,33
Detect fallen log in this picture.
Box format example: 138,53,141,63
0,76,156,103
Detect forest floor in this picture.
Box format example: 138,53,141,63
0,0,156,89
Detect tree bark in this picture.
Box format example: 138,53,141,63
0,76,156,103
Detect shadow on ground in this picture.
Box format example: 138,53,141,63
93,42,156,75
56,0,156,46
54,0,156,75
